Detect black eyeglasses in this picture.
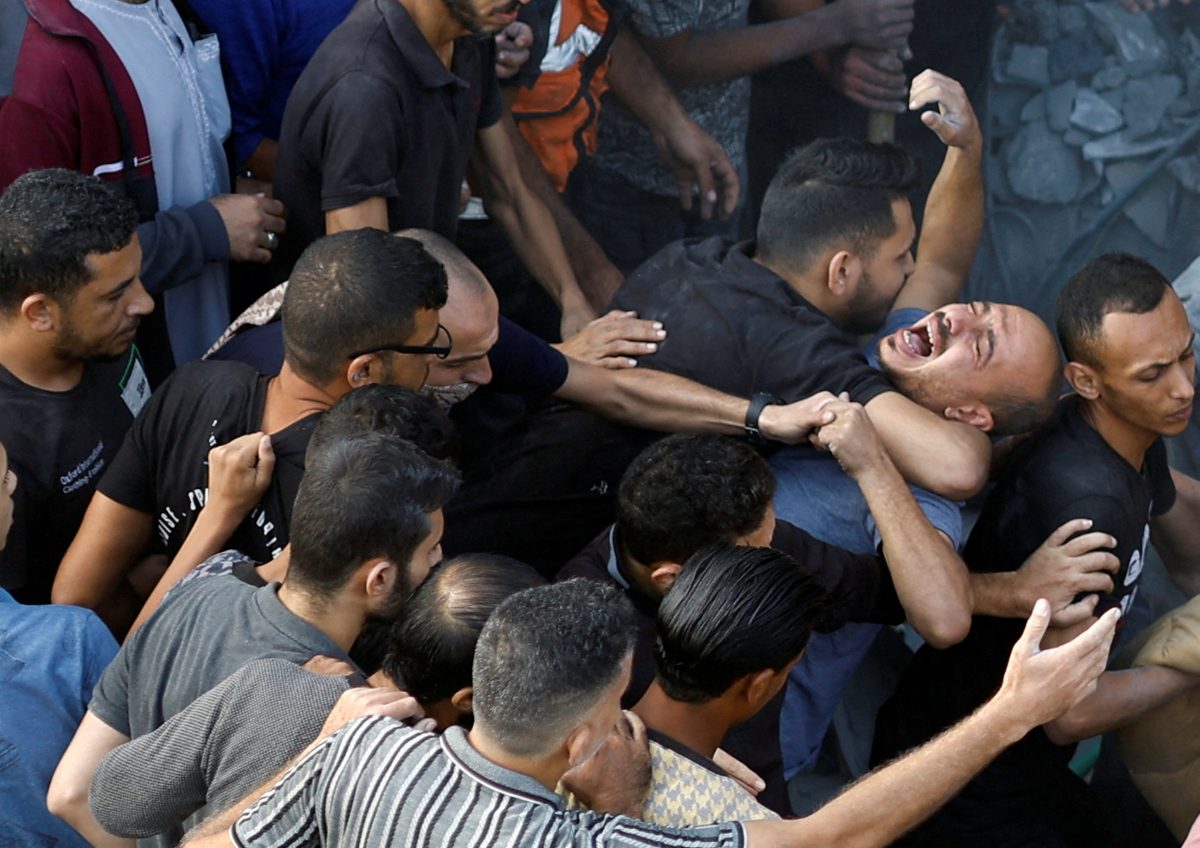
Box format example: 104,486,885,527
348,324,453,360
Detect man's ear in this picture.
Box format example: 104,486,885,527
346,353,383,389
362,557,398,602
944,403,994,432
1064,361,1099,399
20,294,57,332
649,562,682,595
743,668,779,710
564,722,600,770
450,686,474,716
826,251,862,298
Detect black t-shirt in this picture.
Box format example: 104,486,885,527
97,361,319,562
272,0,503,277
0,348,150,602
557,520,900,816
873,397,1176,841
609,237,895,405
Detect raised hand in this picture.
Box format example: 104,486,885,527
909,69,982,152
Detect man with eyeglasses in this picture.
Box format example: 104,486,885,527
52,230,447,631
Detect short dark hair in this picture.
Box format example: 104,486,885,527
383,554,545,702
282,230,448,384
988,384,1062,437
617,434,775,565
0,169,138,314
308,384,456,462
287,432,460,597
757,139,917,273
655,545,828,703
1056,253,1171,367
472,579,635,757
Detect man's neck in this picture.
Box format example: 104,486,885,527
1080,400,1157,470
633,682,730,760
752,255,836,317
466,728,565,792
275,581,364,652
0,330,86,392
397,0,466,62
261,362,337,433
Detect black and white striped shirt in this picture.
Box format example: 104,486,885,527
232,717,746,847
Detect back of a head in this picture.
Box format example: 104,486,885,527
1057,253,1170,367
307,384,456,462
617,434,775,565
0,169,137,314
472,579,635,758
288,431,459,596
385,554,545,702
282,230,448,384
655,545,828,703
757,139,917,274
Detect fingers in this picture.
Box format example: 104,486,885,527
692,159,717,221
1043,517,1095,548
1061,531,1117,560
1050,594,1100,629
622,709,647,745
1062,607,1121,662
708,146,740,219
1013,598,1052,657
1073,569,1115,595
257,433,276,479
303,655,356,677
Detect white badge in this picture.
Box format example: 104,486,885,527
121,357,151,416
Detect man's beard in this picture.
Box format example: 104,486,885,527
442,0,507,36
421,381,479,408
52,319,129,363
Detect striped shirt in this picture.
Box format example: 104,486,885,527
232,717,746,847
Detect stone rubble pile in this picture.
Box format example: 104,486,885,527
991,0,1200,247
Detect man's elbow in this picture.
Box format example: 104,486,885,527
46,771,89,826
918,611,971,650
929,461,988,502
1042,714,1089,747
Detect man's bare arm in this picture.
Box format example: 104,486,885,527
634,0,912,88
324,197,388,234
52,494,155,610
47,712,133,848
605,31,739,220
555,360,842,443
743,603,1118,848
493,111,625,309
472,119,595,338
813,401,972,647
892,70,984,314
863,391,990,500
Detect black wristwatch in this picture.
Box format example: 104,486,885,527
744,392,781,446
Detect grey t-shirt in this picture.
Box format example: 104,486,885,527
90,578,354,741
90,658,349,845
590,0,749,197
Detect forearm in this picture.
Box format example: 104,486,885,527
606,31,691,133
559,364,752,433
127,505,245,637
52,495,154,609
745,699,1023,848
1044,666,1200,745
970,571,1032,618
243,138,279,183
502,117,618,307
642,4,851,87
854,461,973,647
903,144,984,310
866,393,991,500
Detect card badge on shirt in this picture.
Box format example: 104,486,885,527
120,352,150,417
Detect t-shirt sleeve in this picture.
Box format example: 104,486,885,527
746,318,894,406
88,642,134,737
95,374,172,513
302,73,405,211
866,486,965,552
1044,493,1141,618
488,316,570,396
770,520,904,627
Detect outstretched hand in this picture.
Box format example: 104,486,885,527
909,69,982,152
994,600,1119,730
555,310,666,369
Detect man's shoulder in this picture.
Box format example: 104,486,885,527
556,528,614,583
151,359,263,410
1004,401,1132,497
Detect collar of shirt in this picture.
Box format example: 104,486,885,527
440,725,566,808
375,0,471,90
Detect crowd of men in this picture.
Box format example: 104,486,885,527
1,0,1200,845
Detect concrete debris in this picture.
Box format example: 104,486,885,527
1005,122,1084,204
1071,88,1125,134
1082,131,1177,161
1085,2,1168,76
1047,81,1077,132
1091,66,1127,91
1021,92,1047,123
1169,154,1200,193
1008,43,1051,87
1124,75,1183,139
